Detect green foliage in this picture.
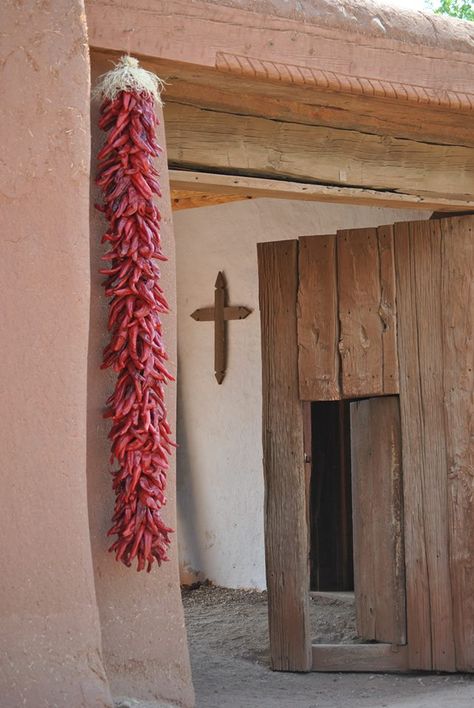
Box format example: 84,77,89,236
425,0,474,20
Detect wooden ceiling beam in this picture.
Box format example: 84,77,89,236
171,189,252,210
164,103,474,202
169,170,474,212
91,51,474,149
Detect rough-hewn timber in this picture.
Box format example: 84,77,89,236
164,103,474,200
258,240,312,672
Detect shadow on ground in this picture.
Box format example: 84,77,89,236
182,585,474,708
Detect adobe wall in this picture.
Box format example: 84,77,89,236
87,52,194,707
175,199,430,590
0,2,112,706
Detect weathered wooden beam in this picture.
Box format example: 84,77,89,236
312,643,409,672
92,51,474,149
159,70,474,149
171,188,251,210
165,103,474,200
169,170,474,211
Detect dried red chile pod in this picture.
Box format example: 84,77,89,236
96,67,174,572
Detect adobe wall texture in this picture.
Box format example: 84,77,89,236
87,52,194,708
0,2,112,706
202,0,474,51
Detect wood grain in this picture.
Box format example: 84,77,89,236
394,219,456,671
171,188,251,210
157,63,474,149
258,240,312,672
350,396,406,644
312,643,409,672
440,216,474,672
337,227,398,398
298,235,340,401
164,102,474,200
169,170,474,212
377,225,399,394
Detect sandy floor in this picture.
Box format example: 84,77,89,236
182,585,474,708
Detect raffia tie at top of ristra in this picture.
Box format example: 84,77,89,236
95,55,174,572
93,55,165,103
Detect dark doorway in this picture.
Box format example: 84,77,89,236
309,401,354,592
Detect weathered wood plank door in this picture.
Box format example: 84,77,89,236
258,214,473,673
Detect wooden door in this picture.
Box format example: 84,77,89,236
258,215,473,673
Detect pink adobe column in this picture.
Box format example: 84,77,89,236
0,2,112,706
87,52,194,707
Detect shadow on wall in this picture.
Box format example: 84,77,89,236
176,352,207,586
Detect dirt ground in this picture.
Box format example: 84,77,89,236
181,585,474,708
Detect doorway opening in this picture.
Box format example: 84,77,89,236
309,400,354,593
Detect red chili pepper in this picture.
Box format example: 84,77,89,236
96,88,174,572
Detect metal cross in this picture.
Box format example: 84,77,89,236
190,272,252,384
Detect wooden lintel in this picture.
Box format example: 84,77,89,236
169,170,474,212
312,643,409,672
164,103,474,201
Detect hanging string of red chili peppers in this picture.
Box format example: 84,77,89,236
95,56,174,571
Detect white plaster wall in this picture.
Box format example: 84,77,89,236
175,198,429,590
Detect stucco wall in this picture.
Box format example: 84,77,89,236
87,53,194,707
0,3,112,706
175,199,429,590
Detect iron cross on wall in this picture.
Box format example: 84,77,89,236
191,272,251,384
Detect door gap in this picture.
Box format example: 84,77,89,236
310,400,354,592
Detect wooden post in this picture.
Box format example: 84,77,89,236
258,239,312,672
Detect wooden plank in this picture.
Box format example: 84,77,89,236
377,225,399,394
297,235,340,401
440,216,474,672
164,102,474,200
312,643,409,673
394,219,456,671
171,188,251,210
169,170,474,212
257,239,312,672
350,396,406,645
337,227,398,398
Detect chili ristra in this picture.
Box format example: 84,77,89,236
95,57,173,571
